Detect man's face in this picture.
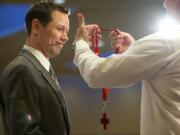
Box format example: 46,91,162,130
163,0,180,20
163,0,173,9
38,10,69,58
163,0,178,12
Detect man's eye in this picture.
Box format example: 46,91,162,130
57,27,68,34
57,27,64,31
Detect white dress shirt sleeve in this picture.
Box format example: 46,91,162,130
73,35,172,88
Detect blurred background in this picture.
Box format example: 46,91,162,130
0,0,165,135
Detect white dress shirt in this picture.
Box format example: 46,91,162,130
23,45,51,72
74,28,180,135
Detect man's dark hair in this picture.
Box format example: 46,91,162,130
25,1,70,35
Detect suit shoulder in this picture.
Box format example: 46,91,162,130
0,56,39,82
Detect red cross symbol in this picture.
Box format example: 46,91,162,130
100,112,109,130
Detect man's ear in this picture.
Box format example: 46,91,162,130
31,19,41,34
163,1,167,8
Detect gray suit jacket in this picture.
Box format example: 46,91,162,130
0,49,71,135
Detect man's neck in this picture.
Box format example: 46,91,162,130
26,38,49,59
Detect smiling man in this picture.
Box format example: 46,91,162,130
0,1,71,135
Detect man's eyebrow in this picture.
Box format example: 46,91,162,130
57,25,67,28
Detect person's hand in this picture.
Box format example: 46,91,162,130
74,13,102,47
86,24,102,47
74,13,89,43
110,29,135,53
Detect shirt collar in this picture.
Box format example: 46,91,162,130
23,44,51,72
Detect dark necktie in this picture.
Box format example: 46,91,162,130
49,66,59,87
49,66,70,124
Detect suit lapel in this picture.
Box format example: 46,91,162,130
19,49,58,90
19,49,71,130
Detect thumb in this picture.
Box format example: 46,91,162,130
77,13,86,26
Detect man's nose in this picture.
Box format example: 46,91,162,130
61,32,68,42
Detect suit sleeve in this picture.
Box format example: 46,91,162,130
3,66,44,135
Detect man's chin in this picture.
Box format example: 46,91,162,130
52,43,64,47
54,49,62,55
